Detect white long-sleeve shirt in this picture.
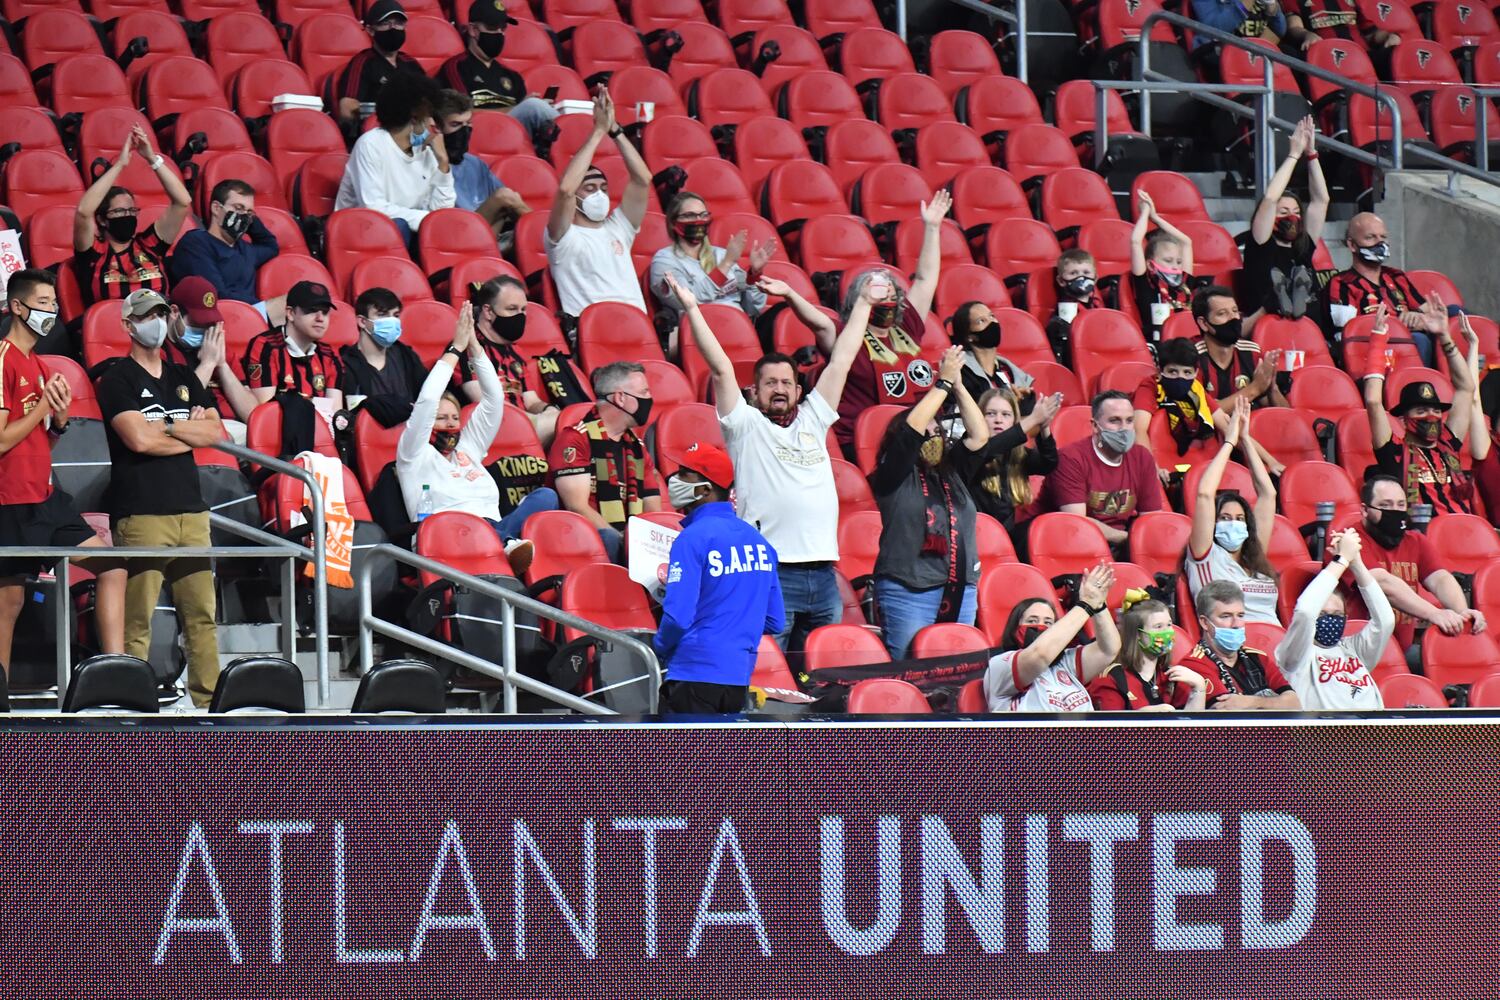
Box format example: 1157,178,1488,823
1275,566,1395,710
334,128,456,229
396,350,503,522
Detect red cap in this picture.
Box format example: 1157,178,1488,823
169,276,224,326
676,442,734,490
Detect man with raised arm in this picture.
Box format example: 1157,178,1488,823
668,271,870,650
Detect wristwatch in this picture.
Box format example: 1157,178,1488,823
150,154,166,171
1075,600,1104,617
443,345,463,359
934,378,955,394
608,126,624,138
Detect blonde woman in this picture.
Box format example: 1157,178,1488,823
648,190,774,330
971,386,1062,535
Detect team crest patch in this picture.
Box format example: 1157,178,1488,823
1235,375,1250,390
1459,93,1473,112
1459,3,1472,19
247,363,261,379
312,374,327,393
202,291,216,308
176,385,190,402
881,370,908,398
906,358,934,388
563,446,578,463
1376,3,1391,18
1417,48,1432,66
1332,47,1347,64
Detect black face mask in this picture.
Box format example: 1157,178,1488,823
374,27,406,53
1366,507,1408,548
618,392,653,427
1061,275,1096,300
870,303,900,328
1272,215,1302,243
219,209,253,241
444,125,472,163
103,214,137,244
970,321,1000,349
476,30,506,58
491,310,526,342
1016,624,1047,648
1205,317,1242,344
430,430,460,453
1160,375,1194,401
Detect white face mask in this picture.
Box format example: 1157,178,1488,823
579,189,610,223
667,475,707,510
129,316,168,349
22,305,56,337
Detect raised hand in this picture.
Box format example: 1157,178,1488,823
748,237,777,272
722,229,748,265
198,323,225,369
130,124,156,161
1034,390,1063,426
1136,190,1156,221
1288,116,1311,158
938,345,963,385
755,276,792,298
116,132,133,168
664,271,698,310
591,85,614,134
1373,301,1390,337
919,189,952,226
1078,562,1115,607
1331,527,1362,564
453,301,476,352
1224,395,1247,446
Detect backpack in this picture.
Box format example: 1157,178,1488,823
407,574,555,686
545,627,657,714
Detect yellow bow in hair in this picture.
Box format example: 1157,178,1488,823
1120,588,1152,614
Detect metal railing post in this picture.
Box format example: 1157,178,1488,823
1015,0,1028,86
1479,92,1491,175
357,560,374,675
55,555,70,710
1138,30,1152,136
281,555,297,666
1094,84,1108,170
501,601,518,714
895,0,906,40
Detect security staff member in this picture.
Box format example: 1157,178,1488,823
655,443,785,713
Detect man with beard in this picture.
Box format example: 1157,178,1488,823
670,271,870,650
1333,473,1483,650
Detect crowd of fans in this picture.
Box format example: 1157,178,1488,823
1,0,1497,713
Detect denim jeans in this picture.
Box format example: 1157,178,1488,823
487,487,558,542
600,525,624,564
1409,328,1435,368
509,96,560,138
391,217,416,251
774,562,843,652
872,576,978,661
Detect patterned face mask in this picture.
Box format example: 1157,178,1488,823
1314,614,1346,648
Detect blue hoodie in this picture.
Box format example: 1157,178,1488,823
654,502,786,685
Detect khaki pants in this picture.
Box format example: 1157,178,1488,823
115,512,219,707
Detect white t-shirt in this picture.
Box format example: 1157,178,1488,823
334,127,455,229
720,390,839,563
543,208,646,316
1186,543,1281,624
985,647,1093,712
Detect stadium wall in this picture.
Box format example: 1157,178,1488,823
2,716,1494,999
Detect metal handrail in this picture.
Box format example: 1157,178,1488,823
356,543,662,715
1468,85,1500,175
897,0,1029,83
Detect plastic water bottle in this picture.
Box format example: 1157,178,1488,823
417,484,434,521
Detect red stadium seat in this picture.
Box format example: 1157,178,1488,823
1251,408,1323,467
325,208,408,294
928,30,1003,96
750,635,799,692
1253,316,1334,368
1347,91,1431,150
402,15,463,74
0,107,66,158
1071,309,1150,394
678,304,761,395
1334,411,1376,484
247,399,339,465
667,21,739,89
1132,170,1210,223
892,218,972,275
730,117,812,197
544,0,624,29
643,115,717,172
256,253,336,303
853,404,904,475
417,511,513,583
1407,268,1464,307
497,19,565,78
290,152,348,218
352,408,404,495
1024,361,1084,406
1280,460,1359,530
1182,460,1257,520
935,264,1008,317
977,562,1055,645
974,512,1019,574
1425,513,1500,575
141,57,231,128
984,218,1063,281
561,564,655,642
386,299,456,365
874,72,956,130
273,0,352,27
910,622,989,660
631,0,706,31
674,157,756,215
1389,39,1464,99
912,121,991,189
82,301,134,373
1429,0,1500,54
838,26,915,87
1423,629,1500,687
637,359,695,409
418,207,502,281
652,402,725,475
3,150,84,228
520,509,609,590
489,155,556,212
1077,219,1135,278
717,0,794,40
1466,671,1500,707
22,10,105,71
350,255,434,304
779,70,863,130
822,119,902,194
852,162,929,226
110,10,194,82
232,60,317,120
1355,0,1423,43
1342,314,1424,375
956,75,1045,143
1445,314,1500,376
1055,80,1143,145
829,457,877,518
847,678,931,713
763,162,850,230
803,0,880,39
0,53,39,108
571,20,650,82
706,212,778,272
1028,511,1111,582
750,25,828,96
805,624,889,671
835,509,882,587
169,106,255,168
206,12,287,89
1427,86,1500,162
467,112,536,164
1286,365,1364,422
1383,366,1452,411
50,55,132,115
1002,122,1079,187
1304,39,1378,107
197,151,287,215
1379,672,1449,707
1218,38,1302,96
1128,510,1191,575
950,166,1030,238
688,68,775,126
446,258,525,306
1040,168,1120,236
263,108,346,198
291,12,368,92
578,302,665,370
79,109,183,213
609,66,689,122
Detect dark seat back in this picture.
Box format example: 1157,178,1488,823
352,659,447,714
64,654,159,713
209,655,306,713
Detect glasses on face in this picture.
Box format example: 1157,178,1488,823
675,211,711,222
105,208,139,219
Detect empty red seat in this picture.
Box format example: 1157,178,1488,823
731,116,811,196
1280,460,1359,529
950,166,1030,236
762,160,849,229
1379,672,1448,707
206,11,288,89
1003,123,1080,185
520,509,609,589
977,562,1055,645
1304,39,1378,107
797,213,880,275
496,18,566,78
0,107,65,158
675,157,757,215
1347,91,1431,148
912,121,990,189
560,563,656,641
110,10,195,82
1071,309,1151,394
750,25,827,96
804,623,889,670
779,70,863,130
1427,86,1500,161
1029,511,1112,583
572,20,650,81
23,10,105,71
822,118,902,194
1040,167,1119,234
1253,316,1334,367
984,218,1062,281
927,29,1002,96
1055,80,1142,144
893,218,971,274
653,401,726,475
666,20,739,89
1180,220,1243,279
578,302,666,369
263,108,346,198
50,55,132,115
350,255,434,304
956,74,1045,141
1077,219,1135,278
874,72,956,130
935,264,1008,316
325,208,408,293
1219,38,1302,96
608,65,689,121
232,60,316,120
1132,170,1210,223
142,57,231,129
402,15,463,74
1430,0,1500,53
1423,629,1500,687
1390,39,1464,97
847,678,930,713
198,151,287,215
1284,364,1364,424
688,68,774,126
838,26,915,87
544,0,624,29
1355,0,1423,42
717,0,794,40
852,162,929,225
803,0,880,38
3,149,85,227
291,12,368,91
631,0,706,31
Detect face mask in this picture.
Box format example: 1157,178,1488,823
410,125,430,151
368,316,402,348
870,303,900,328
579,189,610,222
375,27,406,53
1273,215,1302,242
1152,261,1184,287
430,429,459,454
1366,507,1408,548
1205,317,1242,345
970,321,1000,349
1314,614,1346,648
1211,625,1246,654
673,220,709,243
491,311,526,342
219,209,253,241
667,475,709,509
1138,627,1174,657
1405,415,1442,443
616,391,652,426
129,316,168,349
1214,519,1249,552
1355,241,1390,264
1160,375,1193,401
1098,426,1135,454
919,434,945,466
1016,624,1047,648
1062,275,1096,299
476,30,506,58
444,125,472,163
20,303,56,337
179,324,206,349
103,214,137,243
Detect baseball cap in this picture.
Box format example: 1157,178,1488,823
122,289,169,319
287,280,336,313
676,442,734,491
170,276,224,326
469,0,518,26
365,0,407,23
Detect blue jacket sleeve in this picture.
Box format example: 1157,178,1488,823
1190,0,1248,33
653,532,702,664
763,556,786,635
168,232,229,290
246,217,279,267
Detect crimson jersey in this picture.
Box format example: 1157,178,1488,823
0,338,54,504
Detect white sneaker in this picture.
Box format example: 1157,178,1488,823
504,538,534,577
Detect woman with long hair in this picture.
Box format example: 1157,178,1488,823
1089,598,1208,710
985,564,1120,711
648,190,773,335
868,345,988,659
971,385,1062,534
1187,397,1281,624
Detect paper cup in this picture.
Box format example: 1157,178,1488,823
1150,302,1172,327
1057,301,1079,323
635,101,655,122
1281,350,1305,372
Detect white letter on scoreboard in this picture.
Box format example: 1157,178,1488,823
239,820,314,964
688,817,772,957
1024,814,1049,953
1062,813,1141,952
819,815,902,956
919,814,1005,955
1239,812,1317,949
512,818,598,960
1152,812,1224,951
334,822,405,963
613,816,689,959
154,822,243,965
410,821,497,961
